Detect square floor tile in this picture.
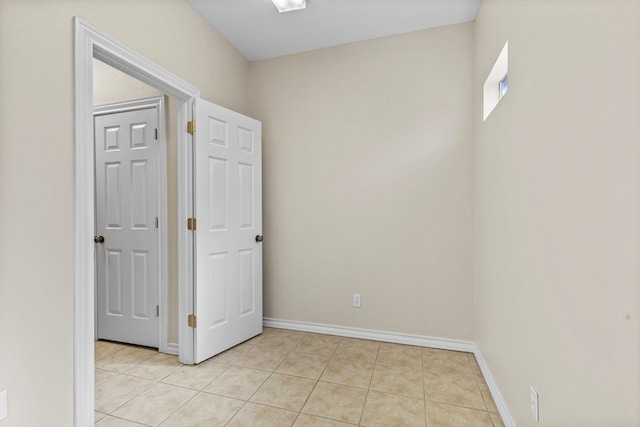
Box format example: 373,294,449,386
112,383,196,426
124,353,181,381
211,342,254,365
423,348,474,379
334,339,379,363
161,359,229,390
294,334,341,357
95,346,157,373
250,373,316,411
360,390,426,427
424,373,486,410
227,402,297,427
426,401,493,426
302,381,367,424
203,366,270,400
320,358,374,389
276,352,330,379
370,364,424,399
376,343,423,370
257,330,304,351
235,345,290,371
95,374,154,413
95,341,127,361
95,368,118,386
159,392,243,426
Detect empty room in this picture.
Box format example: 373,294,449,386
0,0,638,426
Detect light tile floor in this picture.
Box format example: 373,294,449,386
95,328,504,426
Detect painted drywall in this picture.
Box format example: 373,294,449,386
474,0,640,425
93,60,180,345
248,23,475,340
0,0,248,425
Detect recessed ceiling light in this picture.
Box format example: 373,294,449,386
271,0,306,13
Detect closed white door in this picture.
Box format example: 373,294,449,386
194,98,263,363
95,106,159,348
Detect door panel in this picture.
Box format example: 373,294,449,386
95,106,159,348
194,98,262,363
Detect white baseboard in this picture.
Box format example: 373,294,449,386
263,317,475,353
263,317,515,427
164,343,179,356
473,349,516,427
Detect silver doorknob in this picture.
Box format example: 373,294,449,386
255,235,263,243
94,235,105,244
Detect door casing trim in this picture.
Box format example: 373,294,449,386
74,17,198,426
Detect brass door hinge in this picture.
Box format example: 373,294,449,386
188,314,197,328
187,120,196,134
187,217,197,230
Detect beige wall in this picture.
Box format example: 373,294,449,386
93,60,181,344
474,0,640,425
248,23,475,340
0,0,248,425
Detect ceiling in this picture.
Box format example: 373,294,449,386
186,0,480,61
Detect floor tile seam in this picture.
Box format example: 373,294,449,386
421,348,429,427
223,399,251,427
97,354,156,373
164,363,232,391
475,377,494,411
330,354,377,364
152,388,203,427
243,370,276,405
375,357,424,369
122,365,182,383
357,388,372,426
94,349,122,362
367,386,426,402
457,365,490,411
423,396,489,412
98,413,152,426
369,371,426,399
240,400,300,415
291,377,321,427
297,411,359,426
422,370,479,382
249,373,319,412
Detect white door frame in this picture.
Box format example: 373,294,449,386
93,96,168,352
74,18,198,425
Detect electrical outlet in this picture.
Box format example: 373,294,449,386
353,293,361,308
0,390,7,420
530,385,539,422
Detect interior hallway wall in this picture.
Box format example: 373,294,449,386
473,0,640,425
248,23,475,340
0,0,249,425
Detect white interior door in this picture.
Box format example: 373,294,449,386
95,105,160,348
193,98,263,363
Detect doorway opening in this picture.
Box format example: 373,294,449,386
74,18,198,425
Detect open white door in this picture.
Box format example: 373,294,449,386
193,98,263,363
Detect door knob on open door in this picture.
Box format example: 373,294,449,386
94,235,105,244
255,235,263,243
